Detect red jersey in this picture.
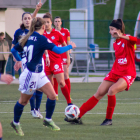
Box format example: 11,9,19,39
111,34,137,77
60,28,70,44
43,29,65,62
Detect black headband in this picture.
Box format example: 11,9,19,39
110,22,122,30
22,12,31,20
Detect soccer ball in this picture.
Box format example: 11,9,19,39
65,105,80,120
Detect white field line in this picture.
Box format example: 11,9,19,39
0,98,140,103
0,112,140,115
0,102,140,104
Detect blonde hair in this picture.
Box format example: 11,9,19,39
19,17,46,47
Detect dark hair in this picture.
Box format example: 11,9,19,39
110,19,125,34
54,16,62,22
19,17,46,47
20,12,32,30
0,32,4,36
43,12,52,21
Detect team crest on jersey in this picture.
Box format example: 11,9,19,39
22,33,26,36
122,43,125,48
62,33,65,36
30,89,32,92
54,64,59,69
127,76,131,79
51,36,55,40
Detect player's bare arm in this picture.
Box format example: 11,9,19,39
32,0,43,18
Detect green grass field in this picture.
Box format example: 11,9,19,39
0,82,140,140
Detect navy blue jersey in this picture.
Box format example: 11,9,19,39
12,28,29,59
14,31,55,72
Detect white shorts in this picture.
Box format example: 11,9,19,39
19,68,50,95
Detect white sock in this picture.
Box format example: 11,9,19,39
45,118,52,122
13,121,20,125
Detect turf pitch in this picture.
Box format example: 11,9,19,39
0,82,140,140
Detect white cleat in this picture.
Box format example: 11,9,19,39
30,109,40,118
36,110,43,119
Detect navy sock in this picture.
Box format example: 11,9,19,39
14,101,24,123
35,91,43,110
46,98,56,119
30,92,36,110
0,137,2,140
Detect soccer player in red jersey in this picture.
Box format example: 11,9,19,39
65,19,137,125
53,16,71,100
43,13,72,105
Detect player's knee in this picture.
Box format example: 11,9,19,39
48,94,56,100
58,80,65,87
19,100,29,106
108,87,116,95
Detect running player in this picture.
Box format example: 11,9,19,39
0,73,13,140
53,16,71,101
12,1,44,119
10,17,76,136
65,19,137,125
43,13,72,105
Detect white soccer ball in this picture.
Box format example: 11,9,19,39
65,105,80,120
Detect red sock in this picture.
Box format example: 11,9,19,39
65,78,71,94
106,95,116,119
61,85,71,104
79,96,99,118
53,78,58,95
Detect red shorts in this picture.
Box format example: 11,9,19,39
104,72,135,91
44,61,64,75
61,53,67,65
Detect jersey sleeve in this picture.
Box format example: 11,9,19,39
40,36,56,51
12,29,20,45
126,35,137,45
66,29,70,37
13,43,23,52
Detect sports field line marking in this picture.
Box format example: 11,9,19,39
0,102,140,104
0,112,140,115
0,98,140,103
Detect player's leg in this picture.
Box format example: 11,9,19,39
35,90,43,119
101,78,127,125
30,92,39,118
63,65,71,98
39,82,60,131
65,80,114,123
0,122,2,140
55,72,72,105
11,93,33,136
53,75,58,100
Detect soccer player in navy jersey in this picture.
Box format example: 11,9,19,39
12,1,44,119
10,17,76,136
0,73,13,140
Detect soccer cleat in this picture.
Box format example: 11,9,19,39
68,103,73,106
56,95,59,101
64,117,83,124
43,119,60,131
30,109,40,118
36,109,43,119
100,119,112,126
10,121,24,136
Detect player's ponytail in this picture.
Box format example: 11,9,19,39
19,17,46,47
110,18,125,34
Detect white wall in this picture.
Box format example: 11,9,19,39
0,10,6,34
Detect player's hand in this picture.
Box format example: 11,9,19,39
1,74,13,84
113,31,122,38
46,57,50,67
69,41,76,49
14,61,22,71
36,0,42,10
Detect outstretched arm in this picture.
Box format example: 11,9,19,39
32,0,42,18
